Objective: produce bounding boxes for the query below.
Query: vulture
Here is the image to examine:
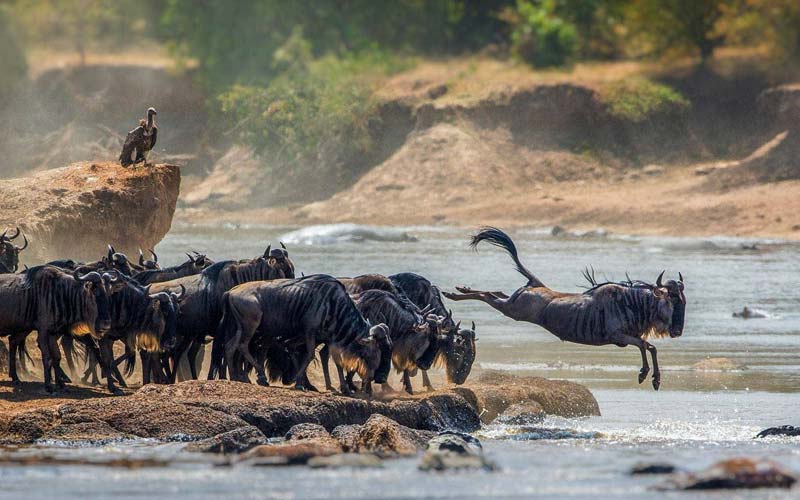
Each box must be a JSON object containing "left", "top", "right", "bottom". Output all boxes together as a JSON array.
[{"left": 119, "top": 107, "right": 158, "bottom": 167}]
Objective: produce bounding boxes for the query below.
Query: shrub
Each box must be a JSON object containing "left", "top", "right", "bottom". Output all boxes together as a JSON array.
[
  {"left": 601, "top": 78, "right": 690, "bottom": 122},
  {"left": 509, "top": 0, "right": 577, "bottom": 68}
]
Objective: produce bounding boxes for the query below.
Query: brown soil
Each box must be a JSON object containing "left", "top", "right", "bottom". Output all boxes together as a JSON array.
[{"left": 0, "top": 161, "right": 180, "bottom": 262}]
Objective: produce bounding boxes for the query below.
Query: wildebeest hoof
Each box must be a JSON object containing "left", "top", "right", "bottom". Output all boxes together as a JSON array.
[
  {"left": 652, "top": 376, "right": 661, "bottom": 391},
  {"left": 638, "top": 368, "right": 649, "bottom": 384},
  {"left": 110, "top": 387, "right": 124, "bottom": 396},
  {"left": 256, "top": 377, "right": 269, "bottom": 387},
  {"left": 11, "top": 379, "right": 22, "bottom": 388},
  {"left": 455, "top": 286, "right": 474, "bottom": 293},
  {"left": 294, "top": 384, "right": 308, "bottom": 392}
]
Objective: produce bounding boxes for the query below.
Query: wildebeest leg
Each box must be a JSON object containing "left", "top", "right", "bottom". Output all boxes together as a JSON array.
[
  {"left": 336, "top": 364, "right": 352, "bottom": 396},
  {"left": 186, "top": 341, "right": 201, "bottom": 380},
  {"left": 609, "top": 333, "right": 649, "bottom": 388},
  {"left": 646, "top": 342, "right": 660, "bottom": 390},
  {"left": 8, "top": 331, "right": 30, "bottom": 386},
  {"left": 99, "top": 338, "right": 123, "bottom": 395},
  {"left": 141, "top": 351, "right": 152, "bottom": 386},
  {"left": 443, "top": 287, "right": 519, "bottom": 318},
  {"left": 344, "top": 371, "right": 358, "bottom": 392},
  {"left": 37, "top": 330, "right": 55, "bottom": 393},
  {"left": 319, "top": 344, "right": 334, "bottom": 391},
  {"left": 293, "top": 338, "right": 317, "bottom": 391},
  {"left": 208, "top": 336, "right": 225, "bottom": 380},
  {"left": 421, "top": 370, "right": 434, "bottom": 391},
  {"left": 402, "top": 370, "right": 414, "bottom": 394},
  {"left": 48, "top": 334, "right": 69, "bottom": 390},
  {"left": 361, "top": 378, "right": 373, "bottom": 396}
]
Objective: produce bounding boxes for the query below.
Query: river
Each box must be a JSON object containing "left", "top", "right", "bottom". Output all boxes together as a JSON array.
[{"left": 2, "top": 223, "right": 799, "bottom": 499}]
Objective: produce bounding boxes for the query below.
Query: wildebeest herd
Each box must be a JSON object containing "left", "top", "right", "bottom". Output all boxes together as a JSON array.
[{"left": 0, "top": 225, "right": 686, "bottom": 396}]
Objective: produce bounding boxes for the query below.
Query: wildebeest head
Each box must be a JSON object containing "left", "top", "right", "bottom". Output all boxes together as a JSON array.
[
  {"left": 76, "top": 271, "right": 113, "bottom": 335},
  {"left": 652, "top": 271, "right": 686, "bottom": 338},
  {"left": 147, "top": 285, "right": 184, "bottom": 351},
  {"left": 138, "top": 248, "right": 160, "bottom": 270},
  {"left": 260, "top": 242, "right": 295, "bottom": 278},
  {"left": 0, "top": 227, "right": 28, "bottom": 272},
  {"left": 437, "top": 320, "right": 477, "bottom": 385},
  {"left": 106, "top": 245, "right": 134, "bottom": 275},
  {"left": 358, "top": 323, "right": 393, "bottom": 383},
  {"left": 186, "top": 251, "right": 213, "bottom": 270}
]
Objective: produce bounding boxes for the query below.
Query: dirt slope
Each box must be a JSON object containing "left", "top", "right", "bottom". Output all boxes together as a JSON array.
[{"left": 0, "top": 162, "right": 180, "bottom": 263}]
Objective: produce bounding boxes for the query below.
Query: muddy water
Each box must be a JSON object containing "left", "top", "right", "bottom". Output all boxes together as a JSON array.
[{"left": 2, "top": 223, "right": 799, "bottom": 499}]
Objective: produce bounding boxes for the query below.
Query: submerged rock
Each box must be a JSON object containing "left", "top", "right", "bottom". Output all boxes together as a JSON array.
[
  {"left": 755, "top": 426, "right": 800, "bottom": 438},
  {"left": 308, "top": 453, "right": 383, "bottom": 469},
  {"left": 285, "top": 423, "right": 330, "bottom": 441},
  {"left": 692, "top": 357, "right": 746, "bottom": 372},
  {"left": 185, "top": 426, "right": 267, "bottom": 454},
  {"left": 341, "top": 414, "right": 435, "bottom": 458},
  {"left": 419, "top": 431, "right": 496, "bottom": 472},
  {"left": 631, "top": 462, "right": 677, "bottom": 475},
  {"left": 241, "top": 437, "right": 343, "bottom": 465},
  {"left": 732, "top": 306, "right": 770, "bottom": 319},
  {"left": 659, "top": 458, "right": 797, "bottom": 490}
]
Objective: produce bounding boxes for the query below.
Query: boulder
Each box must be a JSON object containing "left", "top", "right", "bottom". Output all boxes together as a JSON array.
[
  {"left": 346, "top": 414, "right": 435, "bottom": 458},
  {"left": 185, "top": 426, "right": 267, "bottom": 454},
  {"left": 493, "top": 402, "right": 546, "bottom": 425},
  {"left": 0, "top": 380, "right": 480, "bottom": 445},
  {"left": 0, "top": 162, "right": 180, "bottom": 262},
  {"left": 419, "top": 431, "right": 496, "bottom": 471},
  {"left": 755, "top": 426, "right": 800, "bottom": 439},
  {"left": 470, "top": 371, "right": 600, "bottom": 422},
  {"left": 285, "top": 423, "right": 331, "bottom": 441},
  {"left": 659, "top": 458, "right": 797, "bottom": 490}
]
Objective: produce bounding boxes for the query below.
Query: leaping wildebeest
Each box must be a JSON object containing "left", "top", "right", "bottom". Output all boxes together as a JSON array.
[{"left": 443, "top": 227, "right": 686, "bottom": 390}]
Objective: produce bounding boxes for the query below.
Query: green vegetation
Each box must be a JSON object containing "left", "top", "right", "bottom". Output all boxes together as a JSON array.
[
  {"left": 508, "top": 0, "right": 578, "bottom": 67},
  {"left": 601, "top": 79, "right": 690, "bottom": 122}
]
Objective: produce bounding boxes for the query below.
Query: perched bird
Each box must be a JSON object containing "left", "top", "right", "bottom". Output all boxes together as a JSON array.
[{"left": 119, "top": 107, "right": 158, "bottom": 167}]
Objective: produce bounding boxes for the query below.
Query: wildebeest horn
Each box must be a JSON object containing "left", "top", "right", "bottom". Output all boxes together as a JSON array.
[
  {"left": 185, "top": 252, "right": 196, "bottom": 263},
  {"left": 263, "top": 245, "right": 271, "bottom": 259},
  {"left": 76, "top": 271, "right": 102, "bottom": 283},
  {"left": 679, "top": 272, "right": 684, "bottom": 282},
  {"left": 420, "top": 304, "right": 432, "bottom": 316},
  {"left": 102, "top": 270, "right": 121, "bottom": 283},
  {"left": 14, "top": 234, "right": 28, "bottom": 251},
  {"left": 456, "top": 320, "right": 461, "bottom": 329},
  {"left": 656, "top": 270, "right": 665, "bottom": 288},
  {"left": 7, "top": 227, "right": 20, "bottom": 240},
  {"left": 107, "top": 245, "right": 115, "bottom": 261},
  {"left": 173, "top": 284, "right": 186, "bottom": 301},
  {"left": 471, "top": 321, "right": 475, "bottom": 331},
  {"left": 150, "top": 249, "right": 158, "bottom": 263},
  {"left": 139, "top": 248, "right": 146, "bottom": 266},
  {"left": 280, "top": 241, "right": 287, "bottom": 250}
]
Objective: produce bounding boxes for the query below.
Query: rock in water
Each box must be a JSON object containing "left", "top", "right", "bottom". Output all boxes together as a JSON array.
[
  {"left": 185, "top": 426, "right": 267, "bottom": 454},
  {"left": 419, "top": 431, "right": 497, "bottom": 471},
  {"left": 285, "top": 423, "right": 331, "bottom": 441},
  {"left": 308, "top": 453, "right": 383, "bottom": 469},
  {"left": 493, "top": 402, "right": 546, "bottom": 425},
  {"left": 692, "top": 357, "right": 745, "bottom": 372},
  {"left": 756, "top": 426, "right": 800, "bottom": 438},
  {"left": 659, "top": 458, "right": 797, "bottom": 490},
  {"left": 0, "top": 162, "right": 180, "bottom": 262},
  {"left": 344, "top": 414, "right": 435, "bottom": 458},
  {"left": 631, "top": 462, "right": 677, "bottom": 475}
]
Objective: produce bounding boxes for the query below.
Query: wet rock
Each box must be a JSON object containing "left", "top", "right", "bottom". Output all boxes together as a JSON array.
[
  {"left": 659, "top": 458, "right": 797, "bottom": 490},
  {"left": 331, "top": 424, "right": 361, "bottom": 451},
  {"left": 732, "top": 306, "right": 770, "bottom": 319},
  {"left": 497, "top": 427, "right": 600, "bottom": 441},
  {"left": 185, "top": 425, "right": 267, "bottom": 454},
  {"left": 285, "top": 423, "right": 330, "bottom": 441},
  {"left": 631, "top": 462, "right": 677, "bottom": 475},
  {"left": 692, "top": 357, "right": 746, "bottom": 372},
  {"left": 755, "top": 426, "right": 800, "bottom": 438},
  {"left": 419, "top": 431, "right": 497, "bottom": 471},
  {"left": 0, "top": 162, "right": 180, "bottom": 262},
  {"left": 0, "top": 408, "right": 58, "bottom": 444},
  {"left": 241, "top": 437, "right": 343, "bottom": 465},
  {"left": 471, "top": 371, "right": 600, "bottom": 422},
  {"left": 39, "top": 421, "right": 132, "bottom": 443},
  {"left": 493, "top": 402, "right": 546, "bottom": 425},
  {"left": 348, "top": 414, "right": 435, "bottom": 457},
  {"left": 308, "top": 453, "right": 383, "bottom": 469}
]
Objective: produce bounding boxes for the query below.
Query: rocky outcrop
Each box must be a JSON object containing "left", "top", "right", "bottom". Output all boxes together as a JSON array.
[
  {"left": 0, "top": 380, "right": 479, "bottom": 445},
  {"left": 0, "top": 161, "right": 180, "bottom": 262},
  {"left": 465, "top": 371, "right": 601, "bottom": 422}
]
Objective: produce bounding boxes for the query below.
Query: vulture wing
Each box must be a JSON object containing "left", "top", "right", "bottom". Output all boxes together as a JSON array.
[
  {"left": 119, "top": 126, "right": 145, "bottom": 167},
  {"left": 147, "top": 124, "right": 157, "bottom": 151}
]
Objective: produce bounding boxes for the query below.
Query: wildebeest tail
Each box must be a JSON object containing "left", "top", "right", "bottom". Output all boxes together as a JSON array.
[
  {"left": 122, "top": 344, "right": 136, "bottom": 377},
  {"left": 60, "top": 334, "right": 85, "bottom": 376},
  {"left": 470, "top": 227, "right": 545, "bottom": 287},
  {"left": 211, "top": 293, "right": 236, "bottom": 379},
  {"left": 18, "top": 337, "right": 34, "bottom": 371}
]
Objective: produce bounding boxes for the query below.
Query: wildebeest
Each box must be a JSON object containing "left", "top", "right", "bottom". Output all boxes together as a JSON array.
[
  {"left": 0, "top": 227, "right": 28, "bottom": 273},
  {"left": 132, "top": 251, "right": 213, "bottom": 285},
  {"left": 342, "top": 289, "right": 441, "bottom": 394},
  {"left": 219, "top": 274, "right": 392, "bottom": 395},
  {"left": 150, "top": 245, "right": 295, "bottom": 382},
  {"left": 443, "top": 227, "right": 686, "bottom": 390},
  {"left": 0, "top": 266, "right": 112, "bottom": 392},
  {"left": 138, "top": 249, "right": 161, "bottom": 270},
  {"left": 389, "top": 272, "right": 477, "bottom": 388},
  {"left": 89, "top": 272, "right": 184, "bottom": 394}
]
